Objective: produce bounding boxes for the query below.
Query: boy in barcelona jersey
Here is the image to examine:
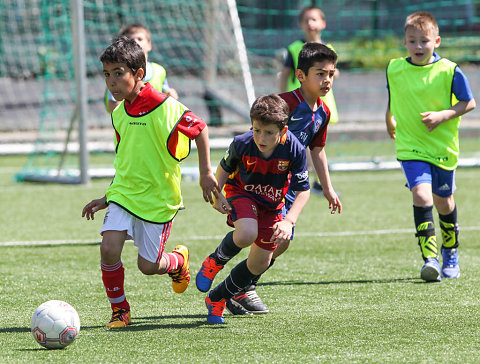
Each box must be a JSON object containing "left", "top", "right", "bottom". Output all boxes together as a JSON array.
[
  {"left": 228, "top": 43, "right": 342, "bottom": 315},
  {"left": 195, "top": 95, "right": 311, "bottom": 324}
]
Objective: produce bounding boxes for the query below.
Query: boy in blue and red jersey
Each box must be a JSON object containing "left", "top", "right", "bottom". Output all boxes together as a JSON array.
[
  {"left": 227, "top": 42, "right": 342, "bottom": 314},
  {"left": 196, "top": 94, "right": 311, "bottom": 324}
]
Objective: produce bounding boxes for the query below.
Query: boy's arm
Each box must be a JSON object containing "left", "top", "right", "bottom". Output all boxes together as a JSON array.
[
  {"left": 310, "top": 146, "right": 342, "bottom": 214},
  {"left": 194, "top": 126, "right": 219, "bottom": 204},
  {"left": 165, "top": 88, "right": 179, "bottom": 100},
  {"left": 279, "top": 66, "right": 292, "bottom": 93},
  {"left": 271, "top": 189, "right": 310, "bottom": 243},
  {"left": 82, "top": 195, "right": 107, "bottom": 220},
  {"left": 211, "top": 165, "right": 232, "bottom": 214},
  {"left": 385, "top": 106, "right": 396, "bottom": 139},
  {"left": 420, "top": 99, "right": 476, "bottom": 132}
]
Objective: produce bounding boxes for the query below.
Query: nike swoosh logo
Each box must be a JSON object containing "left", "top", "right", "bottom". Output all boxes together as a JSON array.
[
  {"left": 291, "top": 117, "right": 302, "bottom": 121},
  {"left": 260, "top": 239, "right": 272, "bottom": 244},
  {"left": 247, "top": 161, "right": 256, "bottom": 165}
]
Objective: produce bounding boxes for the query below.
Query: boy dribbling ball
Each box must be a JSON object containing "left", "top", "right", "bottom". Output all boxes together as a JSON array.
[{"left": 83, "top": 36, "right": 218, "bottom": 327}]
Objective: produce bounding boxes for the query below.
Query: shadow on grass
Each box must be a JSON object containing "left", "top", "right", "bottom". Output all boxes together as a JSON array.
[
  {"left": 0, "top": 327, "right": 30, "bottom": 333},
  {"left": 29, "top": 242, "right": 100, "bottom": 248},
  {"left": 81, "top": 314, "right": 221, "bottom": 332},
  {"left": 260, "top": 277, "right": 419, "bottom": 286},
  {"left": 2, "top": 317, "right": 223, "bottom": 338},
  {"left": 17, "top": 348, "right": 48, "bottom": 352}
]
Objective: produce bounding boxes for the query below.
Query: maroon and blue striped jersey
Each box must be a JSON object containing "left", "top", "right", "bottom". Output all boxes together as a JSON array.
[
  {"left": 279, "top": 88, "right": 330, "bottom": 204},
  {"left": 220, "top": 129, "right": 310, "bottom": 211},
  {"left": 279, "top": 88, "right": 330, "bottom": 149}
]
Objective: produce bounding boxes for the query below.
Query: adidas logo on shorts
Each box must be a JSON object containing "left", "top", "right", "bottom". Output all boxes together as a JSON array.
[{"left": 438, "top": 183, "right": 450, "bottom": 191}]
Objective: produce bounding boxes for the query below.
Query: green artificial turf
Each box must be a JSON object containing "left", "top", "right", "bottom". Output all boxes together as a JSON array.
[{"left": 1, "top": 153, "right": 480, "bottom": 363}]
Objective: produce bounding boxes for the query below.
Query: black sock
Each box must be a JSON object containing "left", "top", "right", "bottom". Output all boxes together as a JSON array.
[
  {"left": 413, "top": 205, "right": 434, "bottom": 227},
  {"left": 210, "top": 231, "right": 241, "bottom": 265},
  {"left": 439, "top": 205, "right": 459, "bottom": 249},
  {"left": 209, "top": 259, "right": 256, "bottom": 301}
]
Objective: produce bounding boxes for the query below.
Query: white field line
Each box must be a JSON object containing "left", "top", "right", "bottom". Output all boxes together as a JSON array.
[{"left": 1, "top": 226, "right": 479, "bottom": 247}]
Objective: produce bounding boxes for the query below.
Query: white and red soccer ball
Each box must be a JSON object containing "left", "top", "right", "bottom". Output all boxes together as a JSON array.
[{"left": 31, "top": 300, "right": 80, "bottom": 349}]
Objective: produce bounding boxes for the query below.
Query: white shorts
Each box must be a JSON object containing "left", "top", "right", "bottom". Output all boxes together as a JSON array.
[{"left": 101, "top": 203, "right": 174, "bottom": 264}]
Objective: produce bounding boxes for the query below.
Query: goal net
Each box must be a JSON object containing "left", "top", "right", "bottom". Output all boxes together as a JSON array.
[
  {"left": 3, "top": 0, "right": 255, "bottom": 183},
  {"left": 2, "top": 0, "right": 479, "bottom": 183}
]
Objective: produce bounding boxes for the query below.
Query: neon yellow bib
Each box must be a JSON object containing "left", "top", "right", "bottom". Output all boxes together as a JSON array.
[
  {"left": 146, "top": 62, "right": 167, "bottom": 92},
  {"left": 107, "top": 97, "right": 191, "bottom": 223},
  {"left": 286, "top": 40, "right": 338, "bottom": 124},
  {"left": 387, "top": 57, "right": 460, "bottom": 170}
]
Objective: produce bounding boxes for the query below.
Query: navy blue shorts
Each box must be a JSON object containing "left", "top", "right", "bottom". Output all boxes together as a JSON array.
[{"left": 400, "top": 160, "right": 456, "bottom": 197}]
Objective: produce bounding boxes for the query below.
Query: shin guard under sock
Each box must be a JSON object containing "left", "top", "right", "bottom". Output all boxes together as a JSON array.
[
  {"left": 211, "top": 231, "right": 242, "bottom": 265},
  {"left": 413, "top": 205, "right": 438, "bottom": 261},
  {"left": 439, "top": 206, "right": 459, "bottom": 249},
  {"left": 209, "top": 259, "right": 256, "bottom": 301},
  {"left": 101, "top": 260, "right": 129, "bottom": 310}
]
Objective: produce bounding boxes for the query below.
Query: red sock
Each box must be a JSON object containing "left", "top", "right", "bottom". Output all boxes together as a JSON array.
[
  {"left": 162, "top": 252, "right": 184, "bottom": 274},
  {"left": 101, "top": 260, "right": 130, "bottom": 310}
]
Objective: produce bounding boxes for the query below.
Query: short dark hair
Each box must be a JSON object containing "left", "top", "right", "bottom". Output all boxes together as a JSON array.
[
  {"left": 100, "top": 36, "right": 146, "bottom": 76},
  {"left": 250, "top": 95, "right": 289, "bottom": 130},
  {"left": 297, "top": 42, "right": 337, "bottom": 75}
]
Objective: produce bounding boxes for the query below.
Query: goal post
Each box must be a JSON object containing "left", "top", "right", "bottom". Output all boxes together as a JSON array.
[{"left": 10, "top": 0, "right": 255, "bottom": 184}]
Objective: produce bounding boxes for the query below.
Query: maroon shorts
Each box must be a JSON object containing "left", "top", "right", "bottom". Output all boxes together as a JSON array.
[{"left": 226, "top": 195, "right": 282, "bottom": 251}]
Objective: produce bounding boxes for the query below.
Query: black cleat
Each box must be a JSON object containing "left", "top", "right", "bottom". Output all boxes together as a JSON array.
[
  {"left": 225, "top": 298, "right": 253, "bottom": 316},
  {"left": 231, "top": 287, "right": 269, "bottom": 314}
]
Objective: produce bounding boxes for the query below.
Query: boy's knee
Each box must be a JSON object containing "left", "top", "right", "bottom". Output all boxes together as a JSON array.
[
  {"left": 412, "top": 186, "right": 433, "bottom": 206},
  {"left": 234, "top": 231, "right": 257, "bottom": 248},
  {"left": 100, "top": 241, "right": 120, "bottom": 262},
  {"left": 433, "top": 194, "right": 455, "bottom": 214},
  {"left": 100, "top": 230, "right": 125, "bottom": 262}
]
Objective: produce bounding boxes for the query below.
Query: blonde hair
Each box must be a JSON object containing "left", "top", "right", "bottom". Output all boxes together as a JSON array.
[{"left": 405, "top": 11, "right": 439, "bottom": 37}]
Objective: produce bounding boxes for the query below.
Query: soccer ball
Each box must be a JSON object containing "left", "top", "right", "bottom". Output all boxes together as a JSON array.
[{"left": 31, "top": 300, "right": 80, "bottom": 349}]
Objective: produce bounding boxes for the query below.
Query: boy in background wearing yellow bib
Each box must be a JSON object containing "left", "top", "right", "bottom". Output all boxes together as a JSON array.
[
  {"left": 83, "top": 37, "right": 218, "bottom": 327},
  {"left": 386, "top": 11, "right": 475, "bottom": 282}
]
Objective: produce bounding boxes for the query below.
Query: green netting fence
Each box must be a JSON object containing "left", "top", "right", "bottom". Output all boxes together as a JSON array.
[{"left": 0, "top": 0, "right": 479, "bottom": 182}]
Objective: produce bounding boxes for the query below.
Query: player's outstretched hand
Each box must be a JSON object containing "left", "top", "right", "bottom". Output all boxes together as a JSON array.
[
  {"left": 212, "top": 189, "right": 231, "bottom": 214},
  {"left": 271, "top": 219, "right": 293, "bottom": 244},
  {"left": 199, "top": 171, "right": 219, "bottom": 204},
  {"left": 324, "top": 189, "right": 342, "bottom": 214},
  {"left": 82, "top": 195, "right": 107, "bottom": 220}
]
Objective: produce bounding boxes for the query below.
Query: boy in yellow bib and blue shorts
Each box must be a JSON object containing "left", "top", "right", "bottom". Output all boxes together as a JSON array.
[{"left": 386, "top": 11, "right": 476, "bottom": 282}]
